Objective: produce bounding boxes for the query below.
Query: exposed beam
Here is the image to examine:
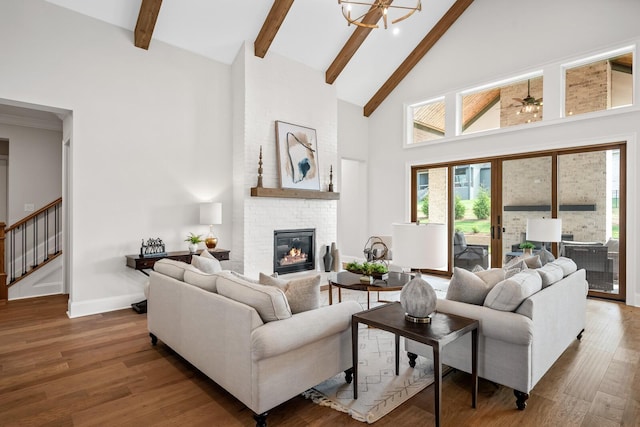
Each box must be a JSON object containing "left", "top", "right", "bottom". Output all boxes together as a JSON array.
[
  {"left": 254, "top": 0, "right": 295, "bottom": 58},
  {"left": 325, "top": 1, "right": 393, "bottom": 84},
  {"left": 134, "top": 0, "right": 163, "bottom": 50},
  {"left": 363, "top": 0, "right": 474, "bottom": 117}
]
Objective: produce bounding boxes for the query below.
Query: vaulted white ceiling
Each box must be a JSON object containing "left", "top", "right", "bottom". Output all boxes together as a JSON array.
[{"left": 43, "top": 0, "right": 461, "bottom": 108}]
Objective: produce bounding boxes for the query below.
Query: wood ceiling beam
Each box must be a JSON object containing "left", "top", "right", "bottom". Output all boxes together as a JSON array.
[
  {"left": 363, "top": 0, "right": 474, "bottom": 117},
  {"left": 325, "top": 2, "right": 393, "bottom": 85},
  {"left": 255, "top": 0, "right": 295, "bottom": 58},
  {"left": 134, "top": 0, "right": 163, "bottom": 50}
]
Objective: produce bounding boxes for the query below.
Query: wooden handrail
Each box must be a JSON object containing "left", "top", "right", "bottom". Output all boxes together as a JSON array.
[
  {"left": 0, "top": 222, "right": 6, "bottom": 301},
  {"left": 6, "top": 197, "right": 62, "bottom": 233}
]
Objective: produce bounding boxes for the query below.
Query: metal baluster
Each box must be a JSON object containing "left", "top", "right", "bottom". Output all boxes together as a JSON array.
[
  {"left": 10, "top": 228, "right": 15, "bottom": 282},
  {"left": 54, "top": 204, "right": 59, "bottom": 254},
  {"left": 33, "top": 214, "right": 38, "bottom": 268},
  {"left": 44, "top": 210, "right": 49, "bottom": 261},
  {"left": 22, "top": 224, "right": 27, "bottom": 275}
]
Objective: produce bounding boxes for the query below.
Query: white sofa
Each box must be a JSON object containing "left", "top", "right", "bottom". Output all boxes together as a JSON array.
[
  {"left": 146, "top": 261, "right": 361, "bottom": 427},
  {"left": 405, "top": 263, "right": 588, "bottom": 410}
]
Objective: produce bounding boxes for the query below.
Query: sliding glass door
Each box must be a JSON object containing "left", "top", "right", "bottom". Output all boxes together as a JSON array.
[{"left": 410, "top": 143, "right": 626, "bottom": 301}]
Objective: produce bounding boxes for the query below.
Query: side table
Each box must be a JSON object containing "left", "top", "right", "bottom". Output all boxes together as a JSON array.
[
  {"left": 352, "top": 302, "right": 478, "bottom": 427},
  {"left": 125, "top": 248, "right": 230, "bottom": 313}
]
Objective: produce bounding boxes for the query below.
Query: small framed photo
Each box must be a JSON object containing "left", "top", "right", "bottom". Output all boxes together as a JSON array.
[{"left": 275, "top": 121, "right": 320, "bottom": 190}]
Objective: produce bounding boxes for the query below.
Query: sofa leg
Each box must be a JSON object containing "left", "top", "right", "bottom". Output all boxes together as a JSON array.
[
  {"left": 514, "top": 390, "right": 529, "bottom": 410},
  {"left": 577, "top": 329, "right": 584, "bottom": 340},
  {"left": 253, "top": 412, "right": 268, "bottom": 427},
  {"left": 407, "top": 352, "right": 418, "bottom": 368},
  {"left": 149, "top": 333, "right": 158, "bottom": 346},
  {"left": 344, "top": 367, "right": 354, "bottom": 384}
]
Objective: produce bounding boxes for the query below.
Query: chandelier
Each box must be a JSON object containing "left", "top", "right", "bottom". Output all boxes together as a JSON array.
[{"left": 338, "top": 0, "right": 422, "bottom": 29}]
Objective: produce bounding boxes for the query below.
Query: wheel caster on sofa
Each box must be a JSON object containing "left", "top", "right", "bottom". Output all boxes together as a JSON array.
[
  {"left": 150, "top": 333, "right": 158, "bottom": 346},
  {"left": 514, "top": 390, "right": 529, "bottom": 410},
  {"left": 407, "top": 352, "right": 418, "bottom": 368},
  {"left": 253, "top": 412, "right": 268, "bottom": 427},
  {"left": 345, "top": 367, "right": 354, "bottom": 384}
]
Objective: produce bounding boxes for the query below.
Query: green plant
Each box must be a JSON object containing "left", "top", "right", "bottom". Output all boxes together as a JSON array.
[
  {"left": 454, "top": 195, "right": 465, "bottom": 220},
  {"left": 345, "top": 261, "right": 388, "bottom": 275},
  {"left": 420, "top": 195, "right": 429, "bottom": 218},
  {"left": 519, "top": 242, "right": 536, "bottom": 250},
  {"left": 472, "top": 188, "right": 490, "bottom": 220},
  {"left": 185, "top": 233, "right": 203, "bottom": 244},
  {"left": 472, "top": 226, "right": 480, "bottom": 234}
]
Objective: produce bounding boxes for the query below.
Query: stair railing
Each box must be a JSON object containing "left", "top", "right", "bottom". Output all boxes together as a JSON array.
[{"left": 1, "top": 198, "right": 62, "bottom": 300}]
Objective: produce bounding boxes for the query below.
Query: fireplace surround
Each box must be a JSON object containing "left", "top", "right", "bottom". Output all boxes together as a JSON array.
[{"left": 274, "top": 228, "right": 316, "bottom": 275}]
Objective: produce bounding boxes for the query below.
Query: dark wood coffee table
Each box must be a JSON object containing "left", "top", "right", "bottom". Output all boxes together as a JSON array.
[
  {"left": 327, "top": 271, "right": 411, "bottom": 309},
  {"left": 352, "top": 302, "right": 478, "bottom": 427}
]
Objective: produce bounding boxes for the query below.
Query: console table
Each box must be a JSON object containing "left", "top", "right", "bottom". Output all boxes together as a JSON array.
[{"left": 125, "top": 248, "right": 230, "bottom": 313}]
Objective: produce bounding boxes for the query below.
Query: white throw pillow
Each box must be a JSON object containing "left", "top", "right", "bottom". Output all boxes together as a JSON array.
[
  {"left": 184, "top": 269, "right": 220, "bottom": 292},
  {"left": 536, "top": 263, "right": 564, "bottom": 288},
  {"left": 191, "top": 253, "right": 222, "bottom": 274},
  {"left": 552, "top": 257, "right": 578, "bottom": 277},
  {"left": 153, "top": 258, "right": 198, "bottom": 281},
  {"left": 217, "top": 272, "right": 292, "bottom": 322},
  {"left": 259, "top": 273, "right": 321, "bottom": 314},
  {"left": 484, "top": 270, "right": 542, "bottom": 312},
  {"left": 446, "top": 267, "right": 494, "bottom": 305}
]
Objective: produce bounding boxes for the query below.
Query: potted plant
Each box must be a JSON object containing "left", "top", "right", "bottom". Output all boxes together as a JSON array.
[
  {"left": 519, "top": 241, "right": 536, "bottom": 256},
  {"left": 185, "top": 232, "right": 203, "bottom": 253}
]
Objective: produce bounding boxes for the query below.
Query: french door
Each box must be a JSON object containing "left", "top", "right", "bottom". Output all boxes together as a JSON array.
[{"left": 411, "top": 143, "right": 625, "bottom": 301}]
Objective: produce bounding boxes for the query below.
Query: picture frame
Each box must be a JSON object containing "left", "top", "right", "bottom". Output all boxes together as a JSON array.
[{"left": 275, "top": 121, "right": 321, "bottom": 190}]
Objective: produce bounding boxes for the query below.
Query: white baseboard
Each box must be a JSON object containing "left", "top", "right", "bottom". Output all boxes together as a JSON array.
[{"left": 68, "top": 292, "right": 146, "bottom": 318}]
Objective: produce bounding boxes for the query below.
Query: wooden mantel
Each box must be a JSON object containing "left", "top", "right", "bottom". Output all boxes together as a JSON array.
[{"left": 250, "top": 187, "right": 340, "bottom": 200}]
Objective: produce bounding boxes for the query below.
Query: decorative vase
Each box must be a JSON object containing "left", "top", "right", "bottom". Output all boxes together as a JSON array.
[
  {"left": 188, "top": 243, "right": 199, "bottom": 253},
  {"left": 323, "top": 245, "right": 333, "bottom": 272},
  {"left": 523, "top": 248, "right": 533, "bottom": 256},
  {"left": 400, "top": 273, "right": 437, "bottom": 323},
  {"left": 205, "top": 235, "right": 218, "bottom": 249},
  {"left": 331, "top": 242, "right": 340, "bottom": 272}
]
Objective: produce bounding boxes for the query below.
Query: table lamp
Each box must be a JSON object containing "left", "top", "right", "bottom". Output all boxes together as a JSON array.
[
  {"left": 526, "top": 218, "right": 562, "bottom": 263},
  {"left": 200, "top": 202, "right": 222, "bottom": 249},
  {"left": 392, "top": 222, "right": 447, "bottom": 323}
]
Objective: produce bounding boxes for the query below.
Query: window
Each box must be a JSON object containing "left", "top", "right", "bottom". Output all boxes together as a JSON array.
[
  {"left": 460, "top": 75, "right": 543, "bottom": 135},
  {"left": 409, "top": 98, "right": 445, "bottom": 144},
  {"left": 564, "top": 50, "right": 633, "bottom": 117}
]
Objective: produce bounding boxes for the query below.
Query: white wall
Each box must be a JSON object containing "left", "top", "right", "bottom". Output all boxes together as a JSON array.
[
  {"left": 364, "top": 0, "right": 640, "bottom": 305},
  {"left": 0, "top": 123, "right": 62, "bottom": 223},
  {"left": 0, "top": 1, "right": 233, "bottom": 316}
]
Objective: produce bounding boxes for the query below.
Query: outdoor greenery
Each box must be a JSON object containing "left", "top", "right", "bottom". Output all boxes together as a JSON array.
[
  {"left": 473, "top": 188, "right": 491, "bottom": 220},
  {"left": 421, "top": 195, "right": 429, "bottom": 218},
  {"left": 454, "top": 195, "right": 465, "bottom": 220}
]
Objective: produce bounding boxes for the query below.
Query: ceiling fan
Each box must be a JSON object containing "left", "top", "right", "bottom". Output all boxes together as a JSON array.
[{"left": 512, "top": 79, "right": 543, "bottom": 115}]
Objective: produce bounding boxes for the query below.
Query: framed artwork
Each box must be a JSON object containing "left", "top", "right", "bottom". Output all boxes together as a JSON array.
[{"left": 275, "top": 121, "right": 320, "bottom": 190}]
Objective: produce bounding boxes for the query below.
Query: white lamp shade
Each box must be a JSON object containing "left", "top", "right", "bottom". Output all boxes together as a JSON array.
[
  {"left": 526, "top": 218, "right": 562, "bottom": 242},
  {"left": 392, "top": 223, "right": 447, "bottom": 270},
  {"left": 200, "top": 202, "right": 222, "bottom": 225}
]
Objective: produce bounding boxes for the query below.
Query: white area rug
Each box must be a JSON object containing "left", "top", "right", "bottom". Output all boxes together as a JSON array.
[{"left": 303, "top": 327, "right": 434, "bottom": 423}]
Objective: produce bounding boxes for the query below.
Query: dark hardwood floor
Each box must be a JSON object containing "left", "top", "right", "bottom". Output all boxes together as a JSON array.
[{"left": 1, "top": 294, "right": 639, "bottom": 426}]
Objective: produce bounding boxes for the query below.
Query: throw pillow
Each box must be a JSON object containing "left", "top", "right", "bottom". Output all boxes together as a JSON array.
[
  {"left": 153, "top": 258, "right": 198, "bottom": 281},
  {"left": 446, "top": 267, "right": 493, "bottom": 305},
  {"left": 552, "top": 257, "right": 578, "bottom": 277},
  {"left": 504, "top": 255, "right": 541, "bottom": 270},
  {"left": 184, "top": 269, "right": 220, "bottom": 292},
  {"left": 259, "top": 273, "right": 321, "bottom": 314},
  {"left": 536, "top": 263, "right": 564, "bottom": 288},
  {"left": 471, "top": 264, "right": 485, "bottom": 273},
  {"left": 474, "top": 268, "right": 506, "bottom": 287},
  {"left": 216, "top": 272, "right": 292, "bottom": 322},
  {"left": 191, "top": 253, "right": 222, "bottom": 274},
  {"left": 484, "top": 270, "right": 542, "bottom": 312}
]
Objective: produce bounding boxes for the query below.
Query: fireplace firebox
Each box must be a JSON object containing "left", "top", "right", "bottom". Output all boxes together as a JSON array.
[{"left": 273, "top": 229, "right": 315, "bottom": 275}]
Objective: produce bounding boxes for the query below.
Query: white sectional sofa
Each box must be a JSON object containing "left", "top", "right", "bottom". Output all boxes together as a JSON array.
[
  {"left": 146, "top": 259, "right": 361, "bottom": 427},
  {"left": 405, "top": 257, "right": 588, "bottom": 410}
]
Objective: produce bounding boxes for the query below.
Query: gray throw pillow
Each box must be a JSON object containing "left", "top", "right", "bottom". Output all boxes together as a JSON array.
[
  {"left": 217, "top": 272, "right": 292, "bottom": 322},
  {"left": 259, "top": 273, "right": 321, "bottom": 314},
  {"left": 484, "top": 270, "right": 542, "bottom": 311},
  {"left": 191, "top": 254, "right": 222, "bottom": 274},
  {"left": 551, "top": 257, "right": 578, "bottom": 277},
  {"left": 446, "top": 267, "right": 493, "bottom": 305}
]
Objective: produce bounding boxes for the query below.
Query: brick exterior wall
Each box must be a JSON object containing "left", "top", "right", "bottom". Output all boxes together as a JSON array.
[
  {"left": 500, "top": 78, "right": 544, "bottom": 127},
  {"left": 565, "top": 60, "right": 610, "bottom": 116}
]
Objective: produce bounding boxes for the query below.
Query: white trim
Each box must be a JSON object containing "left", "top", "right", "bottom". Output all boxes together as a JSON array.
[
  {"left": 67, "top": 292, "right": 145, "bottom": 318},
  {"left": 0, "top": 113, "right": 62, "bottom": 132}
]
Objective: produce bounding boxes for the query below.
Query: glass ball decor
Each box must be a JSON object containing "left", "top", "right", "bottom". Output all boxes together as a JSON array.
[{"left": 400, "top": 272, "right": 437, "bottom": 323}]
